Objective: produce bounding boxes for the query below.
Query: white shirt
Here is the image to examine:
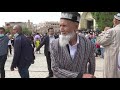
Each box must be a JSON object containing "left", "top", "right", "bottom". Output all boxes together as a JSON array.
[
  {"left": 49, "top": 35, "right": 55, "bottom": 51},
  {"left": 8, "top": 40, "right": 12, "bottom": 45},
  {"left": 68, "top": 35, "right": 79, "bottom": 60}
]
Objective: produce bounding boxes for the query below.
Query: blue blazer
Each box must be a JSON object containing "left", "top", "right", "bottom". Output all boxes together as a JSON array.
[{"left": 11, "top": 34, "right": 35, "bottom": 68}]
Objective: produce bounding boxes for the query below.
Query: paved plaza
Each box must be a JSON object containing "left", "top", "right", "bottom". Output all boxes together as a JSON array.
[{"left": 5, "top": 47, "right": 104, "bottom": 78}]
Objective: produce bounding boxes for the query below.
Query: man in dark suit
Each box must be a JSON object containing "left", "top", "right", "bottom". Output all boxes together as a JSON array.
[
  {"left": 10, "top": 25, "right": 35, "bottom": 78},
  {"left": 36, "top": 27, "right": 58, "bottom": 78}
]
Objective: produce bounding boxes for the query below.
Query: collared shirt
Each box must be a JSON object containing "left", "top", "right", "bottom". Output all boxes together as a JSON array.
[
  {"left": 8, "top": 40, "right": 12, "bottom": 45},
  {"left": 68, "top": 35, "right": 79, "bottom": 60},
  {"left": 49, "top": 35, "right": 55, "bottom": 51}
]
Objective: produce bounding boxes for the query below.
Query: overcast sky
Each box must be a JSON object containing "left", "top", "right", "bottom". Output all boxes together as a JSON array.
[{"left": 0, "top": 12, "right": 61, "bottom": 26}]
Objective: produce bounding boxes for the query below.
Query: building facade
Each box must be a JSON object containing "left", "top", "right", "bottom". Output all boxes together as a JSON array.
[
  {"left": 79, "top": 12, "right": 97, "bottom": 31},
  {"left": 36, "top": 21, "right": 60, "bottom": 34},
  {"left": 5, "top": 20, "right": 35, "bottom": 33}
]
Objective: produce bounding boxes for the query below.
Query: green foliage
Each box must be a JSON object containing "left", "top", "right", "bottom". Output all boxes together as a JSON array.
[
  {"left": 91, "top": 12, "right": 118, "bottom": 31},
  {"left": 22, "top": 27, "right": 32, "bottom": 35},
  {"left": 5, "top": 26, "right": 13, "bottom": 34},
  {"left": 5, "top": 28, "right": 11, "bottom": 34},
  {"left": 5, "top": 27, "right": 32, "bottom": 35},
  {"left": 4, "top": 26, "right": 32, "bottom": 35}
]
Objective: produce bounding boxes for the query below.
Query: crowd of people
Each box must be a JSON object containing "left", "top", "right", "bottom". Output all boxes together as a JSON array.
[
  {"left": 0, "top": 12, "right": 120, "bottom": 78},
  {"left": 77, "top": 30, "right": 105, "bottom": 58}
]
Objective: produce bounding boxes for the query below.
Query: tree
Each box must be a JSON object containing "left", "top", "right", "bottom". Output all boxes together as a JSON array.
[
  {"left": 5, "top": 28, "right": 11, "bottom": 34},
  {"left": 91, "top": 12, "right": 118, "bottom": 31},
  {"left": 5, "top": 26, "right": 32, "bottom": 35},
  {"left": 22, "top": 27, "right": 32, "bottom": 35},
  {"left": 5, "top": 26, "right": 13, "bottom": 34}
]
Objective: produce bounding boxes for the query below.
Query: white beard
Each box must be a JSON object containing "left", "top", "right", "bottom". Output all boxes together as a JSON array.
[{"left": 59, "top": 32, "right": 75, "bottom": 47}]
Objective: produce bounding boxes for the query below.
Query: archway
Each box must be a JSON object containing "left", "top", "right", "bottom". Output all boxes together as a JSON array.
[{"left": 79, "top": 12, "right": 95, "bottom": 31}]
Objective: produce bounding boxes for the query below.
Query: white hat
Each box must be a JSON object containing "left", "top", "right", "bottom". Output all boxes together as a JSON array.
[
  {"left": 60, "top": 12, "right": 80, "bottom": 23},
  {"left": 114, "top": 13, "right": 120, "bottom": 20}
]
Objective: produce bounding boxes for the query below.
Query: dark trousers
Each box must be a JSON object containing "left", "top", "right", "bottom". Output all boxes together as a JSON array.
[
  {"left": 18, "top": 63, "right": 31, "bottom": 78},
  {"left": 46, "top": 51, "right": 53, "bottom": 77},
  {"left": 0, "top": 54, "right": 7, "bottom": 78}
]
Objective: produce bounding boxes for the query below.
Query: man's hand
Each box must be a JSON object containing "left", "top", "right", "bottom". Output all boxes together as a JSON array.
[
  {"left": 31, "top": 60, "right": 34, "bottom": 64},
  {"left": 82, "top": 74, "right": 96, "bottom": 78},
  {"left": 35, "top": 48, "right": 39, "bottom": 52},
  {"left": 10, "top": 67, "right": 14, "bottom": 71},
  {"left": 10, "top": 66, "right": 16, "bottom": 71}
]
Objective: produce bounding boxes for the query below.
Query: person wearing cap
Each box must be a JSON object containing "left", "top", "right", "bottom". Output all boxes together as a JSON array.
[
  {"left": 97, "top": 13, "right": 120, "bottom": 78},
  {"left": 50, "top": 12, "right": 96, "bottom": 78}
]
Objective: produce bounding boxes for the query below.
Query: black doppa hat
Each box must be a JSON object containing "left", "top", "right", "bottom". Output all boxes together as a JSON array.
[{"left": 60, "top": 12, "right": 80, "bottom": 23}]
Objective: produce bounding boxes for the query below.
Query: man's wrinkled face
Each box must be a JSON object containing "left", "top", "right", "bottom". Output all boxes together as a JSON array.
[
  {"left": 59, "top": 19, "right": 77, "bottom": 35},
  {"left": 113, "top": 18, "right": 120, "bottom": 27},
  {"left": 59, "top": 19, "right": 78, "bottom": 47}
]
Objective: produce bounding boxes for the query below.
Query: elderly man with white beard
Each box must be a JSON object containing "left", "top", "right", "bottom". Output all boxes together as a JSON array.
[{"left": 50, "top": 12, "right": 96, "bottom": 78}]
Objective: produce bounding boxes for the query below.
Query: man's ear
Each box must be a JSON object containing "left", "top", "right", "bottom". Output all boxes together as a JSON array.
[{"left": 74, "top": 22, "right": 79, "bottom": 28}]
